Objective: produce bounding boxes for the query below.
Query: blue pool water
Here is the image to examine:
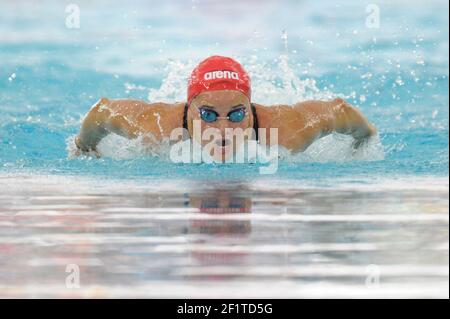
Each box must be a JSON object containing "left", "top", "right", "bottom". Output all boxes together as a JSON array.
[
  {"left": 0, "top": 0, "right": 448, "bottom": 181},
  {"left": 0, "top": 0, "right": 448, "bottom": 298}
]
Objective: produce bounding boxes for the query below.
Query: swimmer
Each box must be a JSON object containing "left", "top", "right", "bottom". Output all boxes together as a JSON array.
[{"left": 75, "top": 55, "right": 377, "bottom": 161}]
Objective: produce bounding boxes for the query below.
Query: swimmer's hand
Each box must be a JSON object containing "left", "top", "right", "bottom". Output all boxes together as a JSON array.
[
  {"left": 76, "top": 97, "right": 150, "bottom": 157},
  {"left": 351, "top": 123, "right": 377, "bottom": 151},
  {"left": 74, "top": 136, "right": 101, "bottom": 158},
  {"left": 324, "top": 97, "right": 377, "bottom": 151}
]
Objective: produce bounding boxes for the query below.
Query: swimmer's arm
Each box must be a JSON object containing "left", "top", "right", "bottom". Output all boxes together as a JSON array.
[
  {"left": 325, "top": 97, "right": 376, "bottom": 138},
  {"left": 75, "top": 98, "right": 145, "bottom": 154},
  {"left": 292, "top": 98, "right": 377, "bottom": 151}
]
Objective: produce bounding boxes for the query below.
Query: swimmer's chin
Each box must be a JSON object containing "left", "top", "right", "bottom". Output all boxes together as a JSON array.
[{"left": 210, "top": 145, "right": 233, "bottom": 163}]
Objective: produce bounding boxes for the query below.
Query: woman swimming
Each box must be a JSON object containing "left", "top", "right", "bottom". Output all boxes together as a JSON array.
[{"left": 75, "top": 55, "right": 377, "bottom": 161}]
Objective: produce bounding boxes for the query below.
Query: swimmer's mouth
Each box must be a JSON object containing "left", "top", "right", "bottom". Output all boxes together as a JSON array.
[{"left": 214, "top": 139, "right": 232, "bottom": 156}]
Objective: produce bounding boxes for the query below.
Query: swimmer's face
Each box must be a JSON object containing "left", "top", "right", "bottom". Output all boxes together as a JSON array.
[
  {"left": 188, "top": 190, "right": 252, "bottom": 235},
  {"left": 188, "top": 90, "right": 254, "bottom": 162}
]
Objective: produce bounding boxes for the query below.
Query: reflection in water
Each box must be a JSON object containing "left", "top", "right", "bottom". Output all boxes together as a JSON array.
[
  {"left": 188, "top": 187, "right": 252, "bottom": 234},
  {"left": 0, "top": 178, "right": 448, "bottom": 298},
  {"left": 186, "top": 187, "right": 252, "bottom": 275}
]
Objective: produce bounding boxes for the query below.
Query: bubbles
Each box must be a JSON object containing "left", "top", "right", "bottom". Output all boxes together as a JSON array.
[
  {"left": 147, "top": 59, "right": 195, "bottom": 103},
  {"left": 395, "top": 76, "right": 405, "bottom": 86},
  {"left": 416, "top": 58, "right": 425, "bottom": 66},
  {"left": 8, "top": 73, "right": 16, "bottom": 82},
  {"left": 66, "top": 133, "right": 173, "bottom": 161},
  {"left": 293, "top": 134, "right": 384, "bottom": 163},
  {"left": 246, "top": 55, "right": 336, "bottom": 105},
  {"left": 432, "top": 109, "right": 439, "bottom": 119}
]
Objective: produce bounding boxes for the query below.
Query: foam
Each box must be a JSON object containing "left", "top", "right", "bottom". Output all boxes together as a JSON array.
[{"left": 67, "top": 56, "right": 385, "bottom": 163}]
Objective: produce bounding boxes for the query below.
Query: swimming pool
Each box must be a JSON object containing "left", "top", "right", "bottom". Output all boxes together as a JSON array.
[{"left": 0, "top": 0, "right": 448, "bottom": 298}]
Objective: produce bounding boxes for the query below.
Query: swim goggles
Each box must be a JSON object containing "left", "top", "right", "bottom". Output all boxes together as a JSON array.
[{"left": 195, "top": 105, "right": 248, "bottom": 123}]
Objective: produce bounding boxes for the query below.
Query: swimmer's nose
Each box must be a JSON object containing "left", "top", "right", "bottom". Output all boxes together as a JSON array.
[{"left": 216, "top": 119, "right": 229, "bottom": 131}]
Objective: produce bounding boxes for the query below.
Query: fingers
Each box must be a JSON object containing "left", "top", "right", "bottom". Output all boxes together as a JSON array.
[
  {"left": 352, "top": 139, "right": 362, "bottom": 151},
  {"left": 74, "top": 142, "right": 101, "bottom": 158},
  {"left": 74, "top": 135, "right": 101, "bottom": 158}
]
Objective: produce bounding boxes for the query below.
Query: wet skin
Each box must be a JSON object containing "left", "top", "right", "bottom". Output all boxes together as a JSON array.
[{"left": 75, "top": 90, "right": 377, "bottom": 158}]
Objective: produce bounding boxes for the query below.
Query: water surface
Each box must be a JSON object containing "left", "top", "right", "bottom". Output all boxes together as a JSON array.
[{"left": 0, "top": 0, "right": 448, "bottom": 298}]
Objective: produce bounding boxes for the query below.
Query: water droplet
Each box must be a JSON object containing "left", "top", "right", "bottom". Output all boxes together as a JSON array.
[
  {"left": 395, "top": 76, "right": 404, "bottom": 86},
  {"left": 432, "top": 110, "right": 438, "bottom": 119},
  {"left": 8, "top": 73, "right": 16, "bottom": 82}
]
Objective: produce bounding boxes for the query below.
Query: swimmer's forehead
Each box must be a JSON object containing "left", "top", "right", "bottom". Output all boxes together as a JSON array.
[{"left": 192, "top": 90, "right": 250, "bottom": 109}]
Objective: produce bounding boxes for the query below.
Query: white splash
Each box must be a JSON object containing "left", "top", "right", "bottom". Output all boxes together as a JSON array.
[{"left": 69, "top": 56, "right": 384, "bottom": 162}]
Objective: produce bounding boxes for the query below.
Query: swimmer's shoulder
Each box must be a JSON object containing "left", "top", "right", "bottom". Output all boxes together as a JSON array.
[
  {"left": 252, "top": 102, "right": 297, "bottom": 128},
  {"left": 128, "top": 101, "right": 185, "bottom": 137},
  {"left": 96, "top": 98, "right": 185, "bottom": 138},
  {"left": 101, "top": 98, "right": 181, "bottom": 113},
  {"left": 140, "top": 101, "right": 185, "bottom": 125},
  {"left": 100, "top": 98, "right": 183, "bottom": 121}
]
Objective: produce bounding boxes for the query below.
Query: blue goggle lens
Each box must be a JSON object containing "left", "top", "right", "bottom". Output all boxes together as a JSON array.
[
  {"left": 228, "top": 109, "right": 246, "bottom": 122},
  {"left": 199, "top": 108, "right": 246, "bottom": 123},
  {"left": 200, "top": 109, "right": 217, "bottom": 122}
]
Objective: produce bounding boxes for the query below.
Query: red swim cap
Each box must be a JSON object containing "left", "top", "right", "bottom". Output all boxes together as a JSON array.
[{"left": 187, "top": 55, "right": 251, "bottom": 104}]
